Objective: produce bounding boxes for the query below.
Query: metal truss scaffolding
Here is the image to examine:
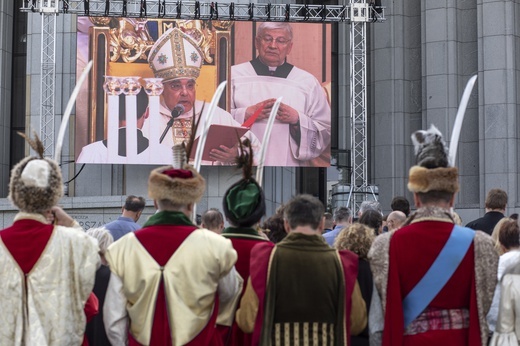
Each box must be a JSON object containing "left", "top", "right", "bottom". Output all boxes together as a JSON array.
[
  {"left": 347, "top": 2, "right": 378, "bottom": 215},
  {"left": 21, "top": 0, "right": 384, "bottom": 213},
  {"left": 22, "top": 0, "right": 384, "bottom": 22},
  {"left": 35, "top": 0, "right": 60, "bottom": 156}
]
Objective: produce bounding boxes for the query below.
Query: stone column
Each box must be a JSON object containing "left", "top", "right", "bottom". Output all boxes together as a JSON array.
[
  {"left": 421, "top": 0, "right": 479, "bottom": 207},
  {"left": 0, "top": 1, "right": 14, "bottom": 197},
  {"left": 371, "top": 0, "right": 423, "bottom": 210},
  {"left": 476, "top": 0, "right": 519, "bottom": 212}
]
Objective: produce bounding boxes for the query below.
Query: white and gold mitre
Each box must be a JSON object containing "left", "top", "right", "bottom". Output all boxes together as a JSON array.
[{"left": 148, "top": 27, "right": 203, "bottom": 83}]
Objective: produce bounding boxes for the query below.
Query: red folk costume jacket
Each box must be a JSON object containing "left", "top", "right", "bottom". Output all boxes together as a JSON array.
[
  {"left": 369, "top": 209, "right": 498, "bottom": 346},
  {"left": 218, "top": 227, "right": 270, "bottom": 346}
]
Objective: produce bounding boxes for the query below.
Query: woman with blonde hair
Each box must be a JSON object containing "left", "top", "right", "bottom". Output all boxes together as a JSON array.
[
  {"left": 334, "top": 223, "right": 375, "bottom": 260},
  {"left": 491, "top": 217, "right": 510, "bottom": 256},
  {"left": 334, "top": 223, "right": 375, "bottom": 346}
]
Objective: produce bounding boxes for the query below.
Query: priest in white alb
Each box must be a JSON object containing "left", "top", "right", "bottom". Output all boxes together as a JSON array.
[{"left": 231, "top": 22, "right": 331, "bottom": 167}]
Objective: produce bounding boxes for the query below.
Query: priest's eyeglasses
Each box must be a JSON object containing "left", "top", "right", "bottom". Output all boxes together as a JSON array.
[
  {"left": 167, "top": 81, "right": 197, "bottom": 91},
  {"left": 261, "top": 35, "right": 291, "bottom": 46}
]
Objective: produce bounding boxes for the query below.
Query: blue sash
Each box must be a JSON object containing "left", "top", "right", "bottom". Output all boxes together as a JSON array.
[{"left": 402, "top": 225, "right": 475, "bottom": 327}]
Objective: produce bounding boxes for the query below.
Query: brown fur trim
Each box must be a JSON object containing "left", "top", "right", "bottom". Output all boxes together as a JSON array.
[
  {"left": 407, "top": 166, "right": 459, "bottom": 193},
  {"left": 8, "top": 157, "right": 63, "bottom": 213},
  {"left": 148, "top": 165, "right": 205, "bottom": 204},
  {"left": 473, "top": 231, "right": 499, "bottom": 344}
]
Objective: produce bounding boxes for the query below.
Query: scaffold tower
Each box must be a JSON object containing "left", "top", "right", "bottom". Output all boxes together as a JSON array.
[
  {"left": 21, "top": 0, "right": 385, "bottom": 215},
  {"left": 348, "top": 1, "right": 379, "bottom": 215},
  {"left": 30, "top": 0, "right": 60, "bottom": 156}
]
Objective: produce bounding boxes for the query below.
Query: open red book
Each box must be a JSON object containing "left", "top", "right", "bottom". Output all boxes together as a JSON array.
[{"left": 189, "top": 124, "right": 249, "bottom": 161}]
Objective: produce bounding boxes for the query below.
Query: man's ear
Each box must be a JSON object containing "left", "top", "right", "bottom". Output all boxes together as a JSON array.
[
  {"left": 135, "top": 210, "right": 142, "bottom": 222},
  {"left": 317, "top": 216, "right": 325, "bottom": 233},
  {"left": 449, "top": 194, "right": 456, "bottom": 208},
  {"left": 285, "top": 41, "right": 294, "bottom": 55},
  {"left": 283, "top": 219, "right": 291, "bottom": 234},
  {"left": 413, "top": 193, "right": 422, "bottom": 208}
]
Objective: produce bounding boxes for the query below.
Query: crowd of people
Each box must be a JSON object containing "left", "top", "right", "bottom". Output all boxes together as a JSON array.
[{"left": 4, "top": 120, "right": 520, "bottom": 346}]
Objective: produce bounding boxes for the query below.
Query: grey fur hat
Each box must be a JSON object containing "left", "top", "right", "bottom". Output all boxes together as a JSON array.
[
  {"left": 8, "top": 133, "right": 63, "bottom": 213},
  {"left": 408, "top": 125, "right": 459, "bottom": 194}
]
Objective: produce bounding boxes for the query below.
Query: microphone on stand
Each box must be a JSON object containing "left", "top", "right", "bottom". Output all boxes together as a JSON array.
[{"left": 160, "top": 104, "right": 185, "bottom": 144}]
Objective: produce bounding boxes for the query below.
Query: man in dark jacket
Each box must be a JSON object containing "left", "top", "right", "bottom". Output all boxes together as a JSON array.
[{"left": 466, "top": 188, "right": 507, "bottom": 235}]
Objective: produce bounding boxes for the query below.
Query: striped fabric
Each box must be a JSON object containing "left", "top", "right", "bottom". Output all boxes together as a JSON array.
[
  {"left": 272, "top": 322, "right": 335, "bottom": 346},
  {"left": 404, "top": 307, "right": 470, "bottom": 336}
]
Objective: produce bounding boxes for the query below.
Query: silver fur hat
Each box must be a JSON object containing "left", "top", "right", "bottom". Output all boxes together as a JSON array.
[{"left": 408, "top": 125, "right": 459, "bottom": 194}]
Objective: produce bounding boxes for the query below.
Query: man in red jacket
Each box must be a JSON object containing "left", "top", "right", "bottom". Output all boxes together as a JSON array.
[
  {"left": 217, "top": 146, "right": 270, "bottom": 345},
  {"left": 369, "top": 125, "right": 498, "bottom": 346}
]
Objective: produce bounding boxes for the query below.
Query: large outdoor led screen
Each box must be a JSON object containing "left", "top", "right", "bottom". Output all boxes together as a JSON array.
[{"left": 75, "top": 18, "right": 332, "bottom": 166}]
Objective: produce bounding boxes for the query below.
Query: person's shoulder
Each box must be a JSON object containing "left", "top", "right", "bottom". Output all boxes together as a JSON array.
[
  {"left": 231, "top": 61, "right": 251, "bottom": 68},
  {"left": 197, "top": 99, "right": 232, "bottom": 117},
  {"left": 290, "top": 65, "right": 321, "bottom": 83},
  {"left": 322, "top": 228, "right": 338, "bottom": 240},
  {"left": 322, "top": 231, "right": 331, "bottom": 240},
  {"left": 54, "top": 225, "right": 84, "bottom": 238},
  {"left": 82, "top": 140, "right": 104, "bottom": 149},
  {"left": 368, "top": 231, "right": 392, "bottom": 259},
  {"left": 222, "top": 230, "right": 269, "bottom": 242},
  {"left": 465, "top": 217, "right": 483, "bottom": 229},
  {"left": 54, "top": 225, "right": 98, "bottom": 249},
  {"left": 337, "top": 248, "right": 358, "bottom": 261},
  {"left": 502, "top": 272, "right": 520, "bottom": 287},
  {"left": 374, "top": 230, "right": 393, "bottom": 244},
  {"left": 107, "top": 231, "right": 137, "bottom": 252},
  {"left": 103, "top": 219, "right": 120, "bottom": 231},
  {"left": 251, "top": 240, "right": 275, "bottom": 255},
  {"left": 473, "top": 229, "right": 494, "bottom": 245},
  {"left": 499, "top": 250, "right": 520, "bottom": 269},
  {"left": 209, "top": 104, "right": 238, "bottom": 124},
  {"left": 191, "top": 228, "right": 234, "bottom": 246},
  {"left": 77, "top": 141, "right": 107, "bottom": 162},
  {"left": 231, "top": 61, "right": 254, "bottom": 75}
]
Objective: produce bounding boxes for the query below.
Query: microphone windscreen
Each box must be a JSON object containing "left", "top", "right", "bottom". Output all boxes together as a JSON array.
[{"left": 173, "top": 104, "right": 185, "bottom": 115}]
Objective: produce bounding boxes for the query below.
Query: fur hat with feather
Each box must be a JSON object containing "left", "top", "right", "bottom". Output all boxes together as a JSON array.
[
  {"left": 148, "top": 107, "right": 205, "bottom": 205},
  {"left": 408, "top": 124, "right": 459, "bottom": 194},
  {"left": 9, "top": 132, "right": 63, "bottom": 213}
]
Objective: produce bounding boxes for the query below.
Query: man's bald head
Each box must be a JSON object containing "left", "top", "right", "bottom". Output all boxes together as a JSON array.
[{"left": 387, "top": 210, "right": 407, "bottom": 231}]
